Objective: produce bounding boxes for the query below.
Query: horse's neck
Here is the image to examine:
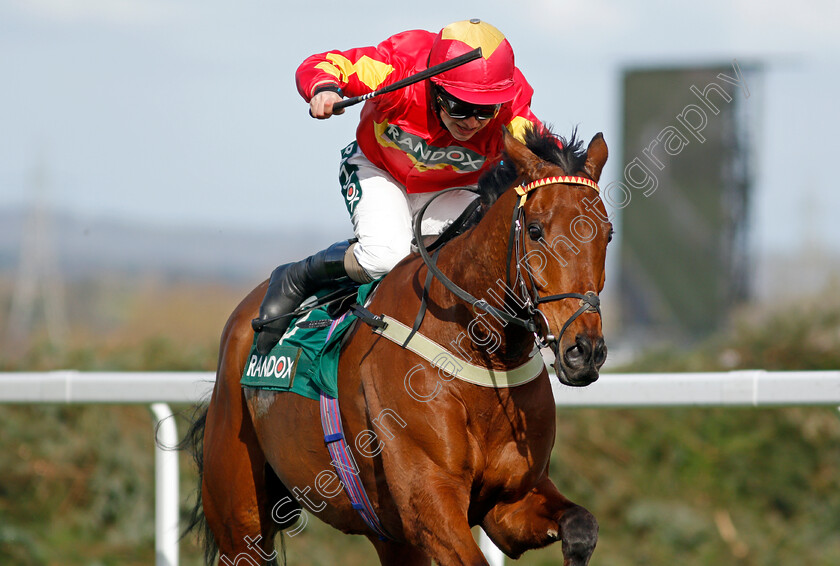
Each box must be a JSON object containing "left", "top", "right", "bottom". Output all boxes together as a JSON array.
[{"left": 431, "top": 190, "right": 535, "bottom": 369}]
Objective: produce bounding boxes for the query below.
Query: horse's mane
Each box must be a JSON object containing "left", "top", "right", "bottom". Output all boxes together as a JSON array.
[
  {"left": 436, "top": 126, "right": 586, "bottom": 241},
  {"left": 477, "top": 126, "right": 586, "bottom": 208}
]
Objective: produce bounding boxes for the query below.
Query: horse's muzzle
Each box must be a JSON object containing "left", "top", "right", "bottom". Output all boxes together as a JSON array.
[{"left": 554, "top": 334, "right": 607, "bottom": 387}]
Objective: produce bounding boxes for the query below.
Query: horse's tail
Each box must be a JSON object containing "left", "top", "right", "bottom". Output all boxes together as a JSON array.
[{"left": 176, "top": 402, "right": 219, "bottom": 566}]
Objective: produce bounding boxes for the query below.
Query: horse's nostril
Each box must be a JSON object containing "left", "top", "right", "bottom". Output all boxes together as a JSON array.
[
  {"left": 593, "top": 338, "right": 607, "bottom": 367},
  {"left": 564, "top": 336, "right": 601, "bottom": 370},
  {"left": 564, "top": 344, "right": 586, "bottom": 368},
  {"left": 558, "top": 336, "right": 602, "bottom": 386}
]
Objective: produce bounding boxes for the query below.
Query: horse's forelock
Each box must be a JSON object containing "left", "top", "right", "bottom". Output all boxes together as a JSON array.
[
  {"left": 527, "top": 125, "right": 587, "bottom": 176},
  {"left": 477, "top": 125, "right": 587, "bottom": 209}
]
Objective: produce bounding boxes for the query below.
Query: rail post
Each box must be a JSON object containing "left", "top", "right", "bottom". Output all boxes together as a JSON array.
[{"left": 150, "top": 403, "right": 179, "bottom": 566}]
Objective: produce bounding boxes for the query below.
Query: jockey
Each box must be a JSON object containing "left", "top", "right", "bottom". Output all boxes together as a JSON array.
[{"left": 252, "top": 19, "right": 548, "bottom": 354}]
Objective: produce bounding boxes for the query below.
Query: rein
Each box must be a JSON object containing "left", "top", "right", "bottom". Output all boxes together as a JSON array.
[
  {"left": 413, "top": 188, "right": 536, "bottom": 332},
  {"left": 412, "top": 175, "right": 602, "bottom": 354}
]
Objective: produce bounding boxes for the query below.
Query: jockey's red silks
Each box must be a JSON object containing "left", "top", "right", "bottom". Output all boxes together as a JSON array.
[{"left": 296, "top": 28, "right": 545, "bottom": 194}]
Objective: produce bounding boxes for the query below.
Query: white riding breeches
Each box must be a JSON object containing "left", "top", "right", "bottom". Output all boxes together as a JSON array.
[{"left": 339, "top": 142, "right": 479, "bottom": 280}]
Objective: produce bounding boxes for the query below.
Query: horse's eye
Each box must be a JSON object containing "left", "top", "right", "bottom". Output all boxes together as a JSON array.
[
  {"left": 527, "top": 223, "right": 543, "bottom": 241},
  {"left": 607, "top": 226, "right": 614, "bottom": 243}
]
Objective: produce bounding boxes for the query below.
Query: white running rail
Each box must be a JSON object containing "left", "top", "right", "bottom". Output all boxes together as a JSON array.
[{"left": 2, "top": 370, "right": 839, "bottom": 566}]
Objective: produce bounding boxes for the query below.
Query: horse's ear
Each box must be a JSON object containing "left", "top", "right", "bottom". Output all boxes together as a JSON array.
[
  {"left": 502, "top": 128, "right": 544, "bottom": 181},
  {"left": 583, "top": 132, "right": 608, "bottom": 182}
]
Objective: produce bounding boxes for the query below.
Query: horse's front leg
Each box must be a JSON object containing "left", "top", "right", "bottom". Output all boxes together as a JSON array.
[
  {"left": 369, "top": 537, "right": 431, "bottom": 566},
  {"left": 481, "top": 476, "right": 598, "bottom": 566},
  {"left": 396, "top": 479, "right": 490, "bottom": 566}
]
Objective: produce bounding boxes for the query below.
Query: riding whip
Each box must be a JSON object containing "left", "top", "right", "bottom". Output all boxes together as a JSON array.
[{"left": 329, "top": 47, "right": 483, "bottom": 112}]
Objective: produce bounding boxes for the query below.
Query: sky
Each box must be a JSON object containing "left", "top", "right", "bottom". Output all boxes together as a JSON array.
[{"left": 2, "top": 0, "right": 839, "bottom": 265}]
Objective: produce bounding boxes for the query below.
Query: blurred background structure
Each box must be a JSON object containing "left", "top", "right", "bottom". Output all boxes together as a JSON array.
[
  {"left": 5, "top": 157, "right": 69, "bottom": 351},
  {"left": 618, "top": 64, "right": 755, "bottom": 342}
]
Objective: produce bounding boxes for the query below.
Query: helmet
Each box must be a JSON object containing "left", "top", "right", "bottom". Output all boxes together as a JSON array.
[{"left": 429, "top": 19, "right": 516, "bottom": 105}]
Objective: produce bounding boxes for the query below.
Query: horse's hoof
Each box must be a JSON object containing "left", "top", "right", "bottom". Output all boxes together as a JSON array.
[{"left": 560, "top": 507, "right": 598, "bottom": 565}]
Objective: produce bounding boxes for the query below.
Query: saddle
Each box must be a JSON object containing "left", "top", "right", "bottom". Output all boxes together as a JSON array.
[
  {"left": 240, "top": 195, "right": 483, "bottom": 399},
  {"left": 240, "top": 281, "right": 382, "bottom": 400}
]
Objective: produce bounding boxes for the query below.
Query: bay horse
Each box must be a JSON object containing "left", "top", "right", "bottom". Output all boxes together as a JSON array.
[{"left": 185, "top": 127, "right": 611, "bottom": 565}]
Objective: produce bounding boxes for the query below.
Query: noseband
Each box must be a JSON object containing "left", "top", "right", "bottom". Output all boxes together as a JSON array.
[{"left": 413, "top": 175, "right": 603, "bottom": 353}]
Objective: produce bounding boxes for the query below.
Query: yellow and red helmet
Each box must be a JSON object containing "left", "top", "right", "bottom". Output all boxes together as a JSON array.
[{"left": 429, "top": 19, "right": 516, "bottom": 105}]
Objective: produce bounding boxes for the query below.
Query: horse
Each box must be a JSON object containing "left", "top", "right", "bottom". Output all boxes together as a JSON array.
[{"left": 184, "top": 126, "right": 612, "bottom": 566}]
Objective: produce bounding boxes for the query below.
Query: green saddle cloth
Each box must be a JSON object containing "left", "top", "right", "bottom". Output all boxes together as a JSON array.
[{"left": 240, "top": 280, "right": 379, "bottom": 400}]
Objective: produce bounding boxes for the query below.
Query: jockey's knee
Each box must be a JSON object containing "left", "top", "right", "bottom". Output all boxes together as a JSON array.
[{"left": 354, "top": 240, "right": 411, "bottom": 280}]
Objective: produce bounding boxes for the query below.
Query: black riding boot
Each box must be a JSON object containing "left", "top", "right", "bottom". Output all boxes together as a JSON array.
[{"left": 252, "top": 240, "right": 352, "bottom": 354}]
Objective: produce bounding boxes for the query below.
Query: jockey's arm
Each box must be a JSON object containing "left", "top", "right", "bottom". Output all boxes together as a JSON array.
[{"left": 295, "top": 31, "right": 429, "bottom": 117}]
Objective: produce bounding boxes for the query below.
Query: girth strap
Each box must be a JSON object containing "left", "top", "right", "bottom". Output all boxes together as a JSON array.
[
  {"left": 319, "top": 392, "right": 393, "bottom": 541},
  {"left": 315, "top": 314, "right": 393, "bottom": 541}
]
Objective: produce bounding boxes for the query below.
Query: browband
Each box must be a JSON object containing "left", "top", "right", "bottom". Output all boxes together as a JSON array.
[{"left": 514, "top": 175, "right": 600, "bottom": 207}]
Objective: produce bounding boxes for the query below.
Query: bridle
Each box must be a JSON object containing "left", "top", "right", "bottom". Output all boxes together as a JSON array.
[{"left": 413, "top": 175, "right": 603, "bottom": 355}]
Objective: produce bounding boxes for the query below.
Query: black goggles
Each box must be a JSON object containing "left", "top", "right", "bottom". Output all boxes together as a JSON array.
[{"left": 436, "top": 89, "right": 500, "bottom": 121}]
